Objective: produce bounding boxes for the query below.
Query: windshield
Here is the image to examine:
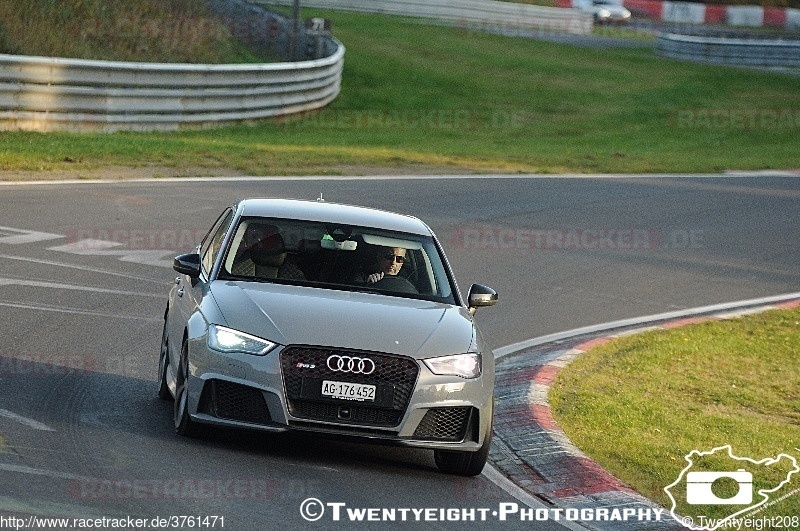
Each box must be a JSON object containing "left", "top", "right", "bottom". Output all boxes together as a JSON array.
[{"left": 217, "top": 217, "right": 457, "bottom": 304}]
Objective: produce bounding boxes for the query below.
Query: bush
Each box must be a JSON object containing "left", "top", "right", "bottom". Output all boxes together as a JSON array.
[{"left": 0, "top": 0, "right": 264, "bottom": 63}]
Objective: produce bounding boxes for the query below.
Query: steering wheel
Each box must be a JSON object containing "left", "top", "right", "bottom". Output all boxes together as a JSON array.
[{"left": 373, "top": 275, "right": 419, "bottom": 294}]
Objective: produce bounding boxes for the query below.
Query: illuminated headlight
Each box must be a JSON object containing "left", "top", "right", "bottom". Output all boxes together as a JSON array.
[
  {"left": 598, "top": 9, "right": 611, "bottom": 18},
  {"left": 207, "top": 325, "right": 276, "bottom": 356},
  {"left": 424, "top": 353, "right": 481, "bottom": 379}
]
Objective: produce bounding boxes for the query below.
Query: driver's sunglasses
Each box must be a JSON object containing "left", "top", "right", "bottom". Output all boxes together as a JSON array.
[{"left": 383, "top": 253, "right": 406, "bottom": 264}]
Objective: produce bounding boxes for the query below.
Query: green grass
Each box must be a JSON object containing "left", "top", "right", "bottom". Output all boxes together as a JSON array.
[
  {"left": 0, "top": 9, "right": 799, "bottom": 177},
  {"left": 550, "top": 307, "right": 800, "bottom": 523}
]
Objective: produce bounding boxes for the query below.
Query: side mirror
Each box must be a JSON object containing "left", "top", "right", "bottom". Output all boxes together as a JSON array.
[
  {"left": 173, "top": 253, "right": 201, "bottom": 278},
  {"left": 468, "top": 284, "right": 498, "bottom": 315}
]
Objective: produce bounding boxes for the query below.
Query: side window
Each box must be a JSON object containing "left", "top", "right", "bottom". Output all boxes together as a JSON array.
[{"left": 200, "top": 209, "right": 234, "bottom": 277}]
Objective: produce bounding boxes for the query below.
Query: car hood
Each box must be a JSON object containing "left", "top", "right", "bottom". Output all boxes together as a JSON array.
[{"left": 210, "top": 281, "right": 476, "bottom": 359}]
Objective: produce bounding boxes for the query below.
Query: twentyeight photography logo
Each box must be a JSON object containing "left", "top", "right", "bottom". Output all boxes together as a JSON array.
[{"left": 664, "top": 445, "right": 800, "bottom": 530}]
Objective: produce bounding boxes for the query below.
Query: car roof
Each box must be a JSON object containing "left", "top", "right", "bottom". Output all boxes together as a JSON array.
[{"left": 235, "top": 198, "right": 433, "bottom": 236}]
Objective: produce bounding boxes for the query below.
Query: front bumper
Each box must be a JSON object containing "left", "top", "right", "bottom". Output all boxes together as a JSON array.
[{"left": 184, "top": 339, "right": 494, "bottom": 451}]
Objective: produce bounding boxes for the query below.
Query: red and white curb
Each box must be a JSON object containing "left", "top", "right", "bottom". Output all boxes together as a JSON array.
[
  {"left": 557, "top": 0, "right": 800, "bottom": 29},
  {"left": 486, "top": 293, "right": 800, "bottom": 530}
]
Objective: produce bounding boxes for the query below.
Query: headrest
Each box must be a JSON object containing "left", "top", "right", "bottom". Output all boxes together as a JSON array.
[{"left": 244, "top": 224, "right": 286, "bottom": 267}]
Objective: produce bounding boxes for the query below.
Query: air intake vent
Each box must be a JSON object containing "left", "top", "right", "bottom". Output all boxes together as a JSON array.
[
  {"left": 413, "top": 407, "right": 472, "bottom": 441},
  {"left": 205, "top": 379, "right": 271, "bottom": 425}
]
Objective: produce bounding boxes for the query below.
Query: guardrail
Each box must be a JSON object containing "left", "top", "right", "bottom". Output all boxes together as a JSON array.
[
  {"left": 657, "top": 32, "right": 800, "bottom": 67},
  {"left": 0, "top": 0, "right": 344, "bottom": 132},
  {"left": 262, "top": 0, "right": 593, "bottom": 35}
]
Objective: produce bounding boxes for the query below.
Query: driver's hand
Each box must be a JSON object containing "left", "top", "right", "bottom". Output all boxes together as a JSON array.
[{"left": 366, "top": 272, "right": 384, "bottom": 284}]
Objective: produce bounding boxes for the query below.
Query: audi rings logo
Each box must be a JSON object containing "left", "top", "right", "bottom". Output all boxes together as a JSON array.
[{"left": 326, "top": 355, "right": 376, "bottom": 375}]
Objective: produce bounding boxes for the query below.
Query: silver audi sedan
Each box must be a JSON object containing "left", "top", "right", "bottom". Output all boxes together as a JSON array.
[{"left": 158, "top": 198, "right": 498, "bottom": 476}]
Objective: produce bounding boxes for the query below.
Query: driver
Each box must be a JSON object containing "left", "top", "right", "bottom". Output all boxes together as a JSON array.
[{"left": 355, "top": 246, "right": 407, "bottom": 285}]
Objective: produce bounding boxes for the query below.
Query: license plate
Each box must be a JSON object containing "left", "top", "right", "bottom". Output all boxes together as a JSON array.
[{"left": 321, "top": 380, "right": 376, "bottom": 402}]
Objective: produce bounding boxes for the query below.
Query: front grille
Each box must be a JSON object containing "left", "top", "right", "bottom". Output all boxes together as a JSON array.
[
  {"left": 202, "top": 379, "right": 272, "bottom": 425},
  {"left": 281, "top": 346, "right": 419, "bottom": 427},
  {"left": 413, "top": 407, "right": 472, "bottom": 441}
]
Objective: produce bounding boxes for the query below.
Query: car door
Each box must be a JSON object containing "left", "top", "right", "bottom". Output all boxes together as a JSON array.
[{"left": 170, "top": 208, "right": 234, "bottom": 364}]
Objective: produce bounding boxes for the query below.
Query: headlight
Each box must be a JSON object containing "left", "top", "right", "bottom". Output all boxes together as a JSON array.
[
  {"left": 207, "top": 325, "right": 276, "bottom": 356},
  {"left": 423, "top": 353, "right": 481, "bottom": 379},
  {"left": 598, "top": 8, "right": 611, "bottom": 18}
]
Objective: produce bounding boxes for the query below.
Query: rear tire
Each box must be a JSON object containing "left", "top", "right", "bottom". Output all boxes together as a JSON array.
[{"left": 174, "top": 339, "right": 203, "bottom": 438}]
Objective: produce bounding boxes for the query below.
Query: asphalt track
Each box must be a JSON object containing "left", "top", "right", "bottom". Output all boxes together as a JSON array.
[{"left": 0, "top": 174, "right": 798, "bottom": 530}]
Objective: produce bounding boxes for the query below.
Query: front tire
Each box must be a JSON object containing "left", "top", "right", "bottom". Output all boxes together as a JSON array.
[
  {"left": 174, "top": 339, "right": 202, "bottom": 438},
  {"left": 434, "top": 413, "right": 493, "bottom": 476},
  {"left": 157, "top": 320, "right": 172, "bottom": 400}
]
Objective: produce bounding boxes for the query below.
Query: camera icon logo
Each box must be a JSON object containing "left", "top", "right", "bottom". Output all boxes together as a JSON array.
[{"left": 686, "top": 469, "right": 753, "bottom": 505}]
